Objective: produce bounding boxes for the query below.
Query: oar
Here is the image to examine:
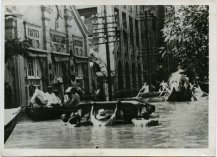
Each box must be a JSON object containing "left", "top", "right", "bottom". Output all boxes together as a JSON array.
[{"left": 136, "top": 88, "right": 144, "bottom": 98}]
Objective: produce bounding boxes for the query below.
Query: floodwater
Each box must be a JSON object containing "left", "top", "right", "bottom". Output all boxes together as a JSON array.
[{"left": 5, "top": 98, "right": 208, "bottom": 148}]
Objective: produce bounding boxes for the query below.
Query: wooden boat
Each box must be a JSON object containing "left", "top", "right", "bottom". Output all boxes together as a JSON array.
[
  {"left": 165, "top": 87, "right": 192, "bottom": 102},
  {"left": 26, "top": 100, "right": 147, "bottom": 122},
  {"left": 165, "top": 69, "right": 193, "bottom": 102},
  {"left": 61, "top": 100, "right": 146, "bottom": 123},
  {"left": 25, "top": 106, "right": 62, "bottom": 121},
  {"left": 139, "top": 91, "right": 165, "bottom": 98},
  {"left": 4, "top": 107, "right": 22, "bottom": 142}
]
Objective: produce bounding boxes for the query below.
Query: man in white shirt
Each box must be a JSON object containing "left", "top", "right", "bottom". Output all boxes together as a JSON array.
[
  {"left": 30, "top": 85, "right": 48, "bottom": 106},
  {"left": 44, "top": 86, "right": 59, "bottom": 107}
]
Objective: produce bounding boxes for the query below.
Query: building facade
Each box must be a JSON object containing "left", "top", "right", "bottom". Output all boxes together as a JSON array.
[
  {"left": 77, "top": 5, "right": 172, "bottom": 98},
  {"left": 5, "top": 5, "right": 91, "bottom": 108}
]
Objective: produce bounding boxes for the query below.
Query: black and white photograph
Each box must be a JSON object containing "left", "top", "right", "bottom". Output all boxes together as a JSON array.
[{"left": 2, "top": 1, "right": 215, "bottom": 156}]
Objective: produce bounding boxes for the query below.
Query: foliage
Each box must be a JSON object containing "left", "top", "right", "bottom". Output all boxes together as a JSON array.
[
  {"left": 5, "top": 38, "right": 31, "bottom": 63},
  {"left": 161, "top": 5, "right": 209, "bottom": 82},
  {"left": 5, "top": 38, "right": 31, "bottom": 79}
]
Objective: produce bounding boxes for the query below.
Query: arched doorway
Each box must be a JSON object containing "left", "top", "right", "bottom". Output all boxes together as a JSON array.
[
  {"left": 132, "top": 63, "right": 136, "bottom": 88},
  {"left": 118, "top": 61, "right": 123, "bottom": 89},
  {"left": 125, "top": 62, "right": 130, "bottom": 89},
  {"left": 138, "top": 64, "right": 142, "bottom": 87}
]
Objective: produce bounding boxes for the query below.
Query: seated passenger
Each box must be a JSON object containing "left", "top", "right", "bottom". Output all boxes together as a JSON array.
[
  {"left": 137, "top": 82, "right": 149, "bottom": 97},
  {"left": 62, "top": 87, "right": 81, "bottom": 125},
  {"left": 44, "top": 86, "right": 60, "bottom": 107},
  {"left": 71, "top": 87, "right": 80, "bottom": 107},
  {"left": 29, "top": 85, "right": 48, "bottom": 107}
]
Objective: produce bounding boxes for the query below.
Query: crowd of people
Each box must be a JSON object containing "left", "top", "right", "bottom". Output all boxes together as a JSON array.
[
  {"left": 29, "top": 77, "right": 83, "bottom": 126},
  {"left": 28, "top": 79, "right": 115, "bottom": 127}
]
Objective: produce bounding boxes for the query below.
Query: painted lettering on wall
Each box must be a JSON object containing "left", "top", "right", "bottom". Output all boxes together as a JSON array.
[{"left": 28, "top": 28, "right": 39, "bottom": 38}]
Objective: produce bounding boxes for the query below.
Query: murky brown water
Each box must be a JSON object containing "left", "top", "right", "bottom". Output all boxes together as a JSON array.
[{"left": 5, "top": 98, "right": 208, "bottom": 148}]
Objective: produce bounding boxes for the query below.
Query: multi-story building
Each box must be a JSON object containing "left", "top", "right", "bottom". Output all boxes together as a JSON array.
[
  {"left": 77, "top": 5, "right": 172, "bottom": 98},
  {"left": 5, "top": 5, "right": 91, "bottom": 108}
]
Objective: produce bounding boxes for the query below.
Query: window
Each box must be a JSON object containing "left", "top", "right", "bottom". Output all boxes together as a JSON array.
[
  {"left": 114, "top": 8, "right": 119, "bottom": 26},
  {"left": 54, "top": 63, "right": 63, "bottom": 77},
  {"left": 27, "top": 58, "right": 34, "bottom": 76},
  {"left": 122, "top": 12, "right": 127, "bottom": 29},
  {"left": 80, "top": 49, "right": 83, "bottom": 56},
  {"left": 27, "top": 57, "right": 41, "bottom": 78}
]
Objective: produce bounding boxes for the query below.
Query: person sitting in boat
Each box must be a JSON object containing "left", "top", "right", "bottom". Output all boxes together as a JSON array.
[
  {"left": 62, "top": 87, "right": 81, "bottom": 125},
  {"left": 159, "top": 80, "right": 168, "bottom": 92},
  {"left": 137, "top": 82, "right": 149, "bottom": 97},
  {"left": 29, "top": 85, "right": 48, "bottom": 107},
  {"left": 44, "top": 86, "right": 61, "bottom": 108},
  {"left": 53, "top": 89, "right": 62, "bottom": 105},
  {"left": 90, "top": 104, "right": 118, "bottom": 126}
]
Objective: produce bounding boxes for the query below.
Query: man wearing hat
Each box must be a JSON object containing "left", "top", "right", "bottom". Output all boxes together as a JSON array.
[
  {"left": 62, "top": 87, "right": 81, "bottom": 126},
  {"left": 90, "top": 104, "right": 118, "bottom": 126},
  {"left": 44, "top": 86, "right": 59, "bottom": 107}
]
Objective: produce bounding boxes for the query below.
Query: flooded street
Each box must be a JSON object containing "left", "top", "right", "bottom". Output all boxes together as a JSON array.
[{"left": 5, "top": 98, "right": 208, "bottom": 148}]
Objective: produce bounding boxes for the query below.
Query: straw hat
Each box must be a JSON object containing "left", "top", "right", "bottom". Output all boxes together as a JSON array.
[{"left": 96, "top": 109, "right": 109, "bottom": 120}]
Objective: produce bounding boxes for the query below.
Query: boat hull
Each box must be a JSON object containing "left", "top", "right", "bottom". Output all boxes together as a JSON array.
[
  {"left": 63, "top": 101, "right": 145, "bottom": 122},
  {"left": 26, "top": 106, "right": 61, "bottom": 121},
  {"left": 165, "top": 88, "right": 192, "bottom": 102},
  {"left": 26, "top": 101, "right": 147, "bottom": 123}
]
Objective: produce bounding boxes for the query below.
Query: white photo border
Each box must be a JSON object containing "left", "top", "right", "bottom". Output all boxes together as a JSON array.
[{"left": 1, "top": 0, "right": 216, "bottom": 156}]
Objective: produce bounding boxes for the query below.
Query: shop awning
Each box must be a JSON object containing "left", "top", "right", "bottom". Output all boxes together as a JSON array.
[
  {"left": 73, "top": 55, "right": 88, "bottom": 64},
  {"left": 53, "top": 56, "right": 70, "bottom": 62},
  {"left": 28, "top": 48, "right": 48, "bottom": 57},
  {"left": 52, "top": 51, "right": 70, "bottom": 62}
]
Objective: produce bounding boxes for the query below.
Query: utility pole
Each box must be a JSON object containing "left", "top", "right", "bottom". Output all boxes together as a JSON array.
[
  {"left": 92, "top": 6, "right": 120, "bottom": 100},
  {"left": 103, "top": 6, "right": 112, "bottom": 101}
]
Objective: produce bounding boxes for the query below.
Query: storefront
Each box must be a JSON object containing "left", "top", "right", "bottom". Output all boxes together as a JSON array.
[{"left": 23, "top": 21, "right": 48, "bottom": 105}]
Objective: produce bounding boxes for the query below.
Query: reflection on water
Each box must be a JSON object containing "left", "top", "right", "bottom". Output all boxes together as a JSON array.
[{"left": 5, "top": 98, "right": 208, "bottom": 148}]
